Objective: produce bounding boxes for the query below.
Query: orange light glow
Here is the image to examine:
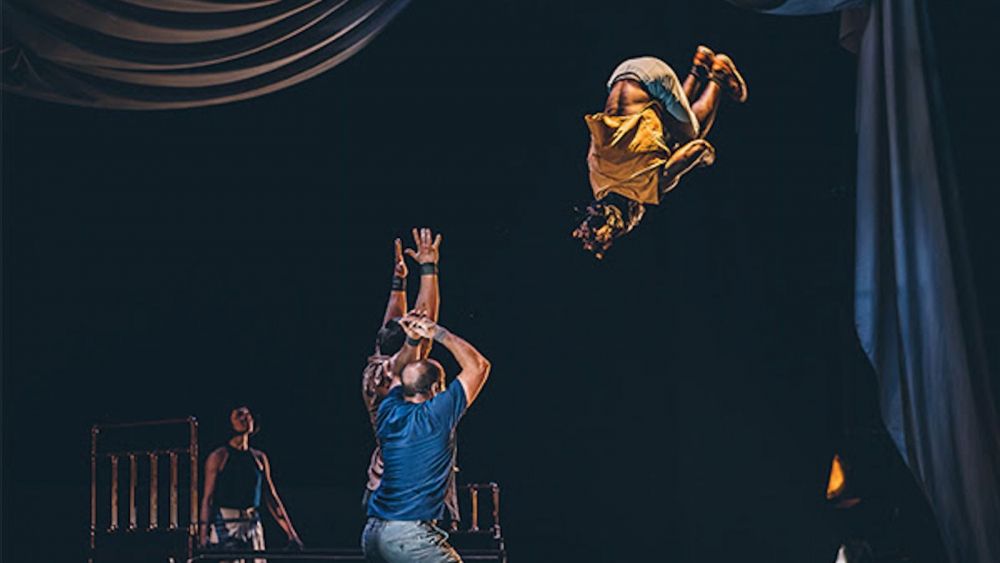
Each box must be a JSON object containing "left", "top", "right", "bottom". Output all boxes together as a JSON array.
[{"left": 826, "top": 454, "right": 846, "bottom": 499}]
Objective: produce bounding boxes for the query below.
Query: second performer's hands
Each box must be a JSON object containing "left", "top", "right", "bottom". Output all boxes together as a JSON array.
[
  {"left": 398, "top": 311, "right": 423, "bottom": 341},
  {"left": 400, "top": 310, "right": 439, "bottom": 340}
]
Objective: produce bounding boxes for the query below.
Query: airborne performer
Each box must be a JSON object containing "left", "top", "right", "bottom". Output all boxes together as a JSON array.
[{"left": 573, "top": 46, "right": 747, "bottom": 258}]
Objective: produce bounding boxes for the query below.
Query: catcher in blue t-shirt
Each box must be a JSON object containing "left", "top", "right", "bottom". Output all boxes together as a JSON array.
[{"left": 361, "top": 311, "right": 492, "bottom": 563}]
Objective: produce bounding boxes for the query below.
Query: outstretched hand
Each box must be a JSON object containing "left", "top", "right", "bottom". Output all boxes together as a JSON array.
[
  {"left": 392, "top": 238, "right": 408, "bottom": 278},
  {"left": 403, "top": 228, "right": 442, "bottom": 265}
]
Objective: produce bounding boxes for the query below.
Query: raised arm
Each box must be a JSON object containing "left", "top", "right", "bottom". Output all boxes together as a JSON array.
[
  {"left": 380, "top": 238, "right": 408, "bottom": 328},
  {"left": 403, "top": 228, "right": 442, "bottom": 359},
  {"left": 387, "top": 336, "right": 422, "bottom": 388},
  {"left": 436, "top": 326, "right": 491, "bottom": 405},
  {"left": 402, "top": 315, "right": 491, "bottom": 406},
  {"left": 258, "top": 452, "right": 304, "bottom": 549}
]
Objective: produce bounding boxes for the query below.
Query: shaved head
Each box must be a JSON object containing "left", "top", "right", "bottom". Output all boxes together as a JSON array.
[{"left": 400, "top": 359, "right": 443, "bottom": 398}]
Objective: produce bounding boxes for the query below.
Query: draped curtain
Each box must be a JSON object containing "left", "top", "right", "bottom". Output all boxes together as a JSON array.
[
  {"left": 729, "top": 1, "right": 1000, "bottom": 562},
  {"left": 1, "top": 0, "right": 410, "bottom": 109},
  {"left": 5, "top": 0, "right": 1000, "bottom": 560}
]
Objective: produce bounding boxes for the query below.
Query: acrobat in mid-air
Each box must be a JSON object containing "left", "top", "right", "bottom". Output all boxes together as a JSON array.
[{"left": 573, "top": 46, "right": 747, "bottom": 258}]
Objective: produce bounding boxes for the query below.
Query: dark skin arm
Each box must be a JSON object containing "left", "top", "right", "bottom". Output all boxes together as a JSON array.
[
  {"left": 258, "top": 451, "right": 303, "bottom": 548},
  {"left": 403, "top": 228, "right": 442, "bottom": 359},
  {"left": 381, "top": 238, "right": 408, "bottom": 328},
  {"left": 387, "top": 336, "right": 422, "bottom": 387},
  {"left": 387, "top": 307, "right": 434, "bottom": 390},
  {"left": 198, "top": 448, "right": 225, "bottom": 547},
  {"left": 366, "top": 239, "right": 412, "bottom": 405}
]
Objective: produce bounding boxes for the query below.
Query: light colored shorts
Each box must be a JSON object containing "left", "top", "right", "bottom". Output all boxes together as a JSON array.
[
  {"left": 208, "top": 507, "right": 265, "bottom": 563},
  {"left": 608, "top": 56, "right": 699, "bottom": 137}
]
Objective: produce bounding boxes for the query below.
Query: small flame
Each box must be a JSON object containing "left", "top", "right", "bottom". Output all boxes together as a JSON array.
[{"left": 826, "top": 454, "right": 845, "bottom": 499}]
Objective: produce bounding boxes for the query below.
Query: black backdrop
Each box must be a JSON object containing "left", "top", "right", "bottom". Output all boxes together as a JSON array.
[{"left": 3, "top": 2, "right": 997, "bottom": 562}]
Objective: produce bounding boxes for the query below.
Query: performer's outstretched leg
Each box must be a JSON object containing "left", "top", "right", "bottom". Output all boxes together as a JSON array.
[
  {"left": 711, "top": 53, "right": 748, "bottom": 104},
  {"left": 691, "top": 53, "right": 746, "bottom": 139},
  {"left": 692, "top": 81, "right": 723, "bottom": 139}
]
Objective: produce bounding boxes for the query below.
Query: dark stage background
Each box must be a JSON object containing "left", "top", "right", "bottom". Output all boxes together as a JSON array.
[{"left": 3, "top": 2, "right": 998, "bottom": 562}]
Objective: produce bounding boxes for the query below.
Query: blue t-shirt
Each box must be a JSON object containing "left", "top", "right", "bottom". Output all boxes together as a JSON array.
[{"left": 367, "top": 379, "right": 467, "bottom": 521}]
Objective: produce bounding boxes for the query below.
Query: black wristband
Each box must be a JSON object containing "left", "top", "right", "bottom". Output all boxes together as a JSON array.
[
  {"left": 391, "top": 276, "right": 406, "bottom": 292},
  {"left": 406, "top": 336, "right": 422, "bottom": 347},
  {"left": 419, "top": 262, "right": 438, "bottom": 276}
]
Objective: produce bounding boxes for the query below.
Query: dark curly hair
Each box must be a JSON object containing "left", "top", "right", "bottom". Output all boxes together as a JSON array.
[{"left": 375, "top": 317, "right": 406, "bottom": 356}]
